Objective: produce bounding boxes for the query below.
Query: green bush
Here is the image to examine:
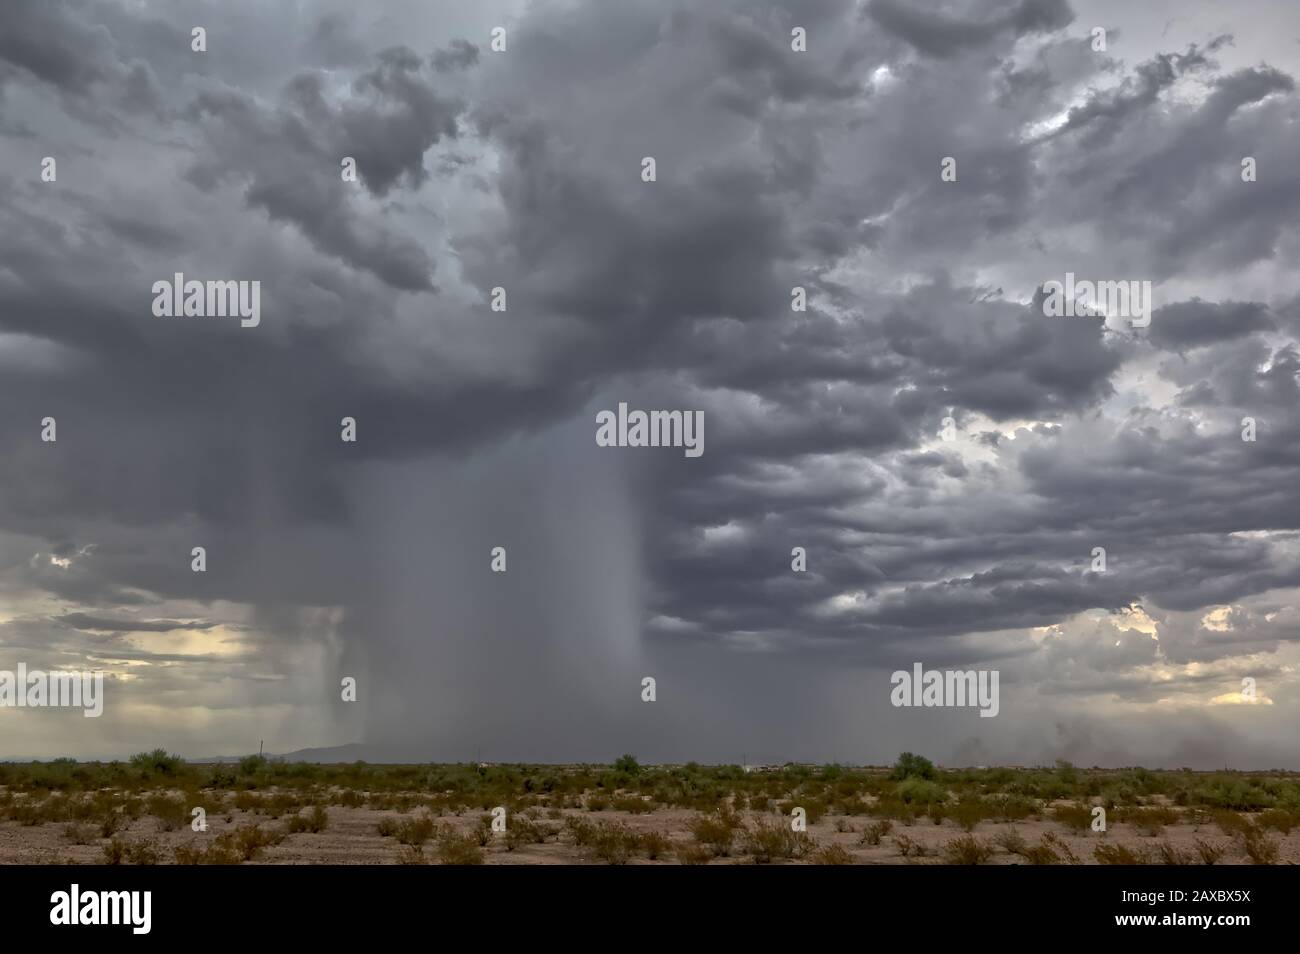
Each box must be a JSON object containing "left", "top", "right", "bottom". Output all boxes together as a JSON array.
[
  {"left": 895, "top": 779, "right": 948, "bottom": 805},
  {"left": 129, "top": 749, "right": 187, "bottom": 779},
  {"left": 889, "top": 753, "right": 936, "bottom": 781}
]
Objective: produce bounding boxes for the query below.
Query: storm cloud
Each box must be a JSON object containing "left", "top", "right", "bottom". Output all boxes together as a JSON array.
[{"left": 0, "top": 0, "right": 1297, "bottom": 768}]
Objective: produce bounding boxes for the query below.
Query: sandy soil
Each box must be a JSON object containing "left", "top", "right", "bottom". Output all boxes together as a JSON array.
[{"left": 2, "top": 800, "right": 1297, "bottom": 864}]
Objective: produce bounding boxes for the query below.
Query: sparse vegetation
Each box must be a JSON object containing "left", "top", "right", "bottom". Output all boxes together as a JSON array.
[
  {"left": 1194, "top": 838, "right": 1227, "bottom": 865},
  {"left": 813, "top": 844, "right": 853, "bottom": 865},
  {"left": 1095, "top": 843, "right": 1150, "bottom": 865},
  {"left": 285, "top": 804, "right": 329, "bottom": 834},
  {"left": 1, "top": 753, "right": 1296, "bottom": 865},
  {"left": 742, "top": 819, "right": 815, "bottom": 863},
  {"left": 893, "top": 834, "right": 926, "bottom": 858},
  {"left": 1242, "top": 825, "right": 1280, "bottom": 865},
  {"left": 942, "top": 835, "right": 994, "bottom": 865},
  {"left": 860, "top": 819, "right": 893, "bottom": 846},
  {"left": 436, "top": 827, "right": 485, "bottom": 865}
]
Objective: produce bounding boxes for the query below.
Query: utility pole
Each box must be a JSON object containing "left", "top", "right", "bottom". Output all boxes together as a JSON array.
[{"left": 259, "top": 740, "right": 263, "bottom": 758}]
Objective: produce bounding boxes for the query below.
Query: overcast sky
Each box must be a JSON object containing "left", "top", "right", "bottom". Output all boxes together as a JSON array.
[{"left": 2, "top": 0, "right": 1298, "bottom": 768}]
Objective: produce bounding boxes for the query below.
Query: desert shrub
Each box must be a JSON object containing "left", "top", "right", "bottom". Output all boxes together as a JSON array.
[
  {"left": 1042, "top": 832, "right": 1080, "bottom": 864},
  {"left": 860, "top": 820, "right": 893, "bottom": 846},
  {"left": 130, "top": 749, "right": 187, "bottom": 779},
  {"left": 813, "top": 844, "right": 853, "bottom": 865},
  {"left": 1094, "top": 843, "right": 1150, "bottom": 865},
  {"left": 889, "top": 753, "right": 936, "bottom": 781},
  {"left": 993, "top": 830, "right": 1026, "bottom": 855},
  {"left": 98, "top": 810, "right": 127, "bottom": 838},
  {"left": 1195, "top": 779, "right": 1275, "bottom": 812},
  {"left": 948, "top": 798, "right": 996, "bottom": 831},
  {"left": 895, "top": 779, "right": 948, "bottom": 806},
  {"left": 893, "top": 834, "right": 926, "bottom": 857},
  {"left": 1051, "top": 802, "right": 1094, "bottom": 830},
  {"left": 1118, "top": 805, "right": 1178, "bottom": 836},
  {"left": 218, "top": 823, "right": 283, "bottom": 861},
  {"left": 173, "top": 842, "right": 206, "bottom": 865},
  {"left": 27, "top": 796, "right": 69, "bottom": 824},
  {"left": 989, "top": 795, "right": 1040, "bottom": 821},
  {"left": 589, "top": 822, "right": 638, "bottom": 865},
  {"left": 1021, "top": 840, "right": 1060, "bottom": 865},
  {"left": 436, "top": 828, "right": 485, "bottom": 865},
  {"left": 146, "top": 794, "right": 188, "bottom": 831},
  {"left": 639, "top": 831, "right": 672, "bottom": 860},
  {"left": 233, "top": 792, "right": 260, "bottom": 813},
  {"left": 376, "top": 817, "right": 400, "bottom": 838},
  {"left": 63, "top": 823, "right": 95, "bottom": 845},
  {"left": 833, "top": 817, "right": 854, "bottom": 833},
  {"left": 332, "top": 789, "right": 365, "bottom": 809},
  {"left": 505, "top": 815, "right": 553, "bottom": 850},
  {"left": 395, "top": 814, "right": 437, "bottom": 847},
  {"left": 396, "top": 846, "right": 427, "bottom": 865},
  {"left": 1212, "top": 810, "right": 1252, "bottom": 836},
  {"left": 285, "top": 804, "right": 328, "bottom": 834},
  {"left": 613, "top": 754, "right": 640, "bottom": 776},
  {"left": 677, "top": 843, "right": 713, "bottom": 865},
  {"left": 1242, "top": 826, "right": 1279, "bottom": 865},
  {"left": 611, "top": 796, "right": 655, "bottom": 814},
  {"left": 102, "top": 837, "right": 129, "bottom": 865},
  {"left": 688, "top": 811, "right": 741, "bottom": 857},
  {"left": 262, "top": 792, "right": 300, "bottom": 819},
  {"left": 1258, "top": 809, "right": 1294, "bottom": 834},
  {"left": 237, "top": 754, "right": 268, "bottom": 777},
  {"left": 742, "top": 820, "right": 814, "bottom": 863},
  {"left": 1154, "top": 841, "right": 1190, "bottom": 865},
  {"left": 127, "top": 839, "right": 160, "bottom": 865},
  {"left": 175, "top": 835, "right": 243, "bottom": 865},
  {"left": 942, "top": 835, "right": 994, "bottom": 865},
  {"left": 1194, "top": 839, "right": 1227, "bottom": 865},
  {"left": 565, "top": 816, "right": 597, "bottom": 847}
]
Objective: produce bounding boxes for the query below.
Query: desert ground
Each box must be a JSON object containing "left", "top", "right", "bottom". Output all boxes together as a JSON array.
[{"left": 2, "top": 752, "right": 1297, "bottom": 864}]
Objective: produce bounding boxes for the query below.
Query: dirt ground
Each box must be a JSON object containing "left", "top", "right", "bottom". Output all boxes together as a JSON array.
[{"left": 3, "top": 801, "right": 1296, "bottom": 864}]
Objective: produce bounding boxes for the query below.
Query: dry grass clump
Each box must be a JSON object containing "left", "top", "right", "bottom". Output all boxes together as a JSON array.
[{"left": 941, "top": 835, "right": 994, "bottom": 865}]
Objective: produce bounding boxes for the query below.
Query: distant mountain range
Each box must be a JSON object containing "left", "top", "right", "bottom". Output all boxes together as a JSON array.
[{"left": 1, "top": 743, "right": 434, "bottom": 764}]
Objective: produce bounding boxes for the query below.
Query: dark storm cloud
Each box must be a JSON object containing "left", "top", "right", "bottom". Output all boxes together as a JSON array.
[
  {"left": 867, "top": 0, "right": 1073, "bottom": 59},
  {"left": 0, "top": 0, "right": 132, "bottom": 94},
  {"left": 1, "top": 0, "right": 1299, "bottom": 765},
  {"left": 58, "top": 613, "right": 220, "bottom": 633},
  {"left": 184, "top": 46, "right": 465, "bottom": 290},
  {"left": 1147, "top": 299, "right": 1275, "bottom": 351},
  {"left": 432, "top": 38, "right": 479, "bottom": 73}
]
